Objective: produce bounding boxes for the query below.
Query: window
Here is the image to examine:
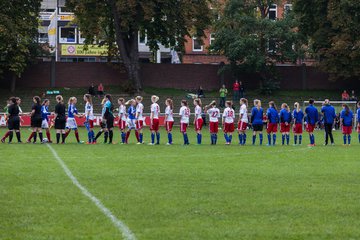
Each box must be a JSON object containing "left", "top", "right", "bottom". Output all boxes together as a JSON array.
[
  {"left": 38, "top": 33, "right": 48, "bottom": 43},
  {"left": 59, "top": 27, "right": 77, "bottom": 43},
  {"left": 78, "top": 31, "right": 85, "bottom": 44},
  {"left": 284, "top": 4, "right": 292, "bottom": 16},
  {"left": 139, "top": 31, "right": 147, "bottom": 44},
  {"left": 209, "top": 33, "right": 215, "bottom": 45},
  {"left": 268, "top": 4, "right": 277, "bottom": 20},
  {"left": 192, "top": 37, "right": 203, "bottom": 52}
]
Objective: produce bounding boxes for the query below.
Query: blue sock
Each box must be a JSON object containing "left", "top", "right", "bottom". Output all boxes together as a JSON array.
[
  {"left": 273, "top": 134, "right": 277, "bottom": 145},
  {"left": 348, "top": 135, "right": 351, "bottom": 144},
  {"left": 299, "top": 135, "right": 302, "bottom": 144},
  {"left": 243, "top": 133, "right": 246, "bottom": 145},
  {"left": 210, "top": 134, "right": 214, "bottom": 144},
  {"left": 286, "top": 135, "right": 289, "bottom": 145},
  {"left": 168, "top": 132, "right": 172, "bottom": 144},
  {"left": 224, "top": 134, "right": 229, "bottom": 143},
  {"left": 151, "top": 133, "right": 155, "bottom": 144},
  {"left": 282, "top": 135, "right": 285, "bottom": 145},
  {"left": 214, "top": 134, "right": 218, "bottom": 144},
  {"left": 156, "top": 133, "right": 160, "bottom": 144},
  {"left": 186, "top": 133, "right": 189, "bottom": 144},
  {"left": 239, "top": 134, "right": 243, "bottom": 144},
  {"left": 343, "top": 135, "right": 347, "bottom": 145},
  {"left": 267, "top": 134, "right": 271, "bottom": 145},
  {"left": 252, "top": 135, "right": 256, "bottom": 145},
  {"left": 229, "top": 135, "right": 232, "bottom": 143},
  {"left": 312, "top": 135, "right": 315, "bottom": 144},
  {"left": 183, "top": 133, "right": 187, "bottom": 144},
  {"left": 121, "top": 132, "right": 125, "bottom": 143},
  {"left": 197, "top": 133, "right": 202, "bottom": 144},
  {"left": 88, "top": 131, "right": 92, "bottom": 143},
  {"left": 358, "top": 134, "right": 360, "bottom": 143},
  {"left": 259, "top": 133, "right": 263, "bottom": 145},
  {"left": 294, "top": 135, "right": 298, "bottom": 145},
  {"left": 139, "top": 133, "right": 143, "bottom": 143},
  {"left": 91, "top": 130, "right": 95, "bottom": 142}
]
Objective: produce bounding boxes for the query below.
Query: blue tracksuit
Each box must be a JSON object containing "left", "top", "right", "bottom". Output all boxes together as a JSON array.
[
  {"left": 267, "top": 107, "right": 279, "bottom": 123},
  {"left": 293, "top": 109, "right": 304, "bottom": 124},
  {"left": 251, "top": 107, "right": 263, "bottom": 125},
  {"left": 321, "top": 105, "right": 336, "bottom": 124},
  {"left": 305, "top": 105, "right": 319, "bottom": 125},
  {"left": 280, "top": 109, "right": 292, "bottom": 123}
]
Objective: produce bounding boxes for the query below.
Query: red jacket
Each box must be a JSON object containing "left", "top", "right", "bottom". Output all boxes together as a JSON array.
[{"left": 233, "top": 82, "right": 240, "bottom": 91}]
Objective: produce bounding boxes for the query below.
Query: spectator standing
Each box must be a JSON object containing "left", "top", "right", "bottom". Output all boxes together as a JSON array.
[
  {"left": 219, "top": 84, "right": 228, "bottom": 108},
  {"left": 197, "top": 86, "right": 205, "bottom": 98},
  {"left": 341, "top": 90, "right": 350, "bottom": 101},
  {"left": 321, "top": 99, "right": 336, "bottom": 145},
  {"left": 97, "top": 83, "right": 104, "bottom": 98},
  {"left": 233, "top": 80, "right": 240, "bottom": 102},
  {"left": 239, "top": 81, "right": 245, "bottom": 98},
  {"left": 350, "top": 90, "right": 357, "bottom": 101},
  {"left": 88, "top": 83, "right": 96, "bottom": 96}
]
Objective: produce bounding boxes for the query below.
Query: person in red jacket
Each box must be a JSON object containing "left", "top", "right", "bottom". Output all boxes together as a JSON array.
[{"left": 233, "top": 80, "right": 240, "bottom": 102}]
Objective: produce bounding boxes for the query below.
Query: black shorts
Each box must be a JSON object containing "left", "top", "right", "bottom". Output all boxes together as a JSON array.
[
  {"left": 31, "top": 117, "right": 42, "bottom": 128},
  {"left": 252, "top": 124, "right": 263, "bottom": 132},
  {"left": 106, "top": 116, "right": 114, "bottom": 129},
  {"left": 8, "top": 116, "right": 20, "bottom": 130},
  {"left": 55, "top": 117, "right": 66, "bottom": 130}
]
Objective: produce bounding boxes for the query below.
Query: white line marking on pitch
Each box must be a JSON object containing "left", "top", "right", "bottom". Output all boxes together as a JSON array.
[{"left": 46, "top": 144, "right": 136, "bottom": 240}]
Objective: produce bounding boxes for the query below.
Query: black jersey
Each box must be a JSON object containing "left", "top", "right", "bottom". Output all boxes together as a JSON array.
[
  {"left": 32, "top": 103, "right": 42, "bottom": 118},
  {"left": 55, "top": 103, "right": 66, "bottom": 118},
  {"left": 8, "top": 104, "right": 20, "bottom": 117}
]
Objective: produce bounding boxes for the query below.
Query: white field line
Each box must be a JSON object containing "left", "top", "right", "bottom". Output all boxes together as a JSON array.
[{"left": 46, "top": 144, "right": 136, "bottom": 240}]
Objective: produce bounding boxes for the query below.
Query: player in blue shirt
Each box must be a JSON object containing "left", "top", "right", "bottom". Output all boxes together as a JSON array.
[
  {"left": 125, "top": 99, "right": 137, "bottom": 144},
  {"left": 41, "top": 99, "right": 52, "bottom": 143},
  {"left": 279, "top": 103, "right": 292, "bottom": 145},
  {"left": 292, "top": 102, "right": 304, "bottom": 145},
  {"left": 340, "top": 104, "right": 354, "bottom": 145},
  {"left": 321, "top": 99, "right": 336, "bottom": 145},
  {"left": 250, "top": 99, "right": 264, "bottom": 145},
  {"left": 305, "top": 99, "right": 319, "bottom": 146},
  {"left": 266, "top": 101, "right": 279, "bottom": 146},
  {"left": 357, "top": 101, "right": 360, "bottom": 143},
  {"left": 65, "top": 97, "right": 84, "bottom": 144}
]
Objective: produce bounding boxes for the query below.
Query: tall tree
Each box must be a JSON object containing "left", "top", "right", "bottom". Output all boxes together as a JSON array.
[
  {"left": 67, "top": 0, "right": 211, "bottom": 92},
  {"left": 0, "top": 0, "right": 41, "bottom": 92},
  {"left": 212, "top": 0, "right": 302, "bottom": 87}
]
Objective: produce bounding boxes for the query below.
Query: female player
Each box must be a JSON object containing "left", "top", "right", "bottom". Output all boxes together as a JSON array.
[
  {"left": 179, "top": 100, "right": 190, "bottom": 145},
  {"left": 41, "top": 99, "right": 52, "bottom": 143},
  {"left": 340, "top": 104, "right": 354, "bottom": 145},
  {"left": 65, "top": 97, "right": 84, "bottom": 144},
  {"left": 1, "top": 98, "right": 12, "bottom": 143},
  {"left": 238, "top": 98, "right": 248, "bottom": 145},
  {"left": 206, "top": 101, "right": 220, "bottom": 145},
  {"left": 94, "top": 98, "right": 107, "bottom": 143},
  {"left": 292, "top": 102, "right": 304, "bottom": 145},
  {"left": 193, "top": 98, "right": 203, "bottom": 144},
  {"left": 250, "top": 99, "right": 264, "bottom": 145},
  {"left": 305, "top": 99, "right": 319, "bottom": 147},
  {"left": 357, "top": 101, "right": 360, "bottom": 143},
  {"left": 135, "top": 96, "right": 144, "bottom": 144},
  {"left": 164, "top": 98, "right": 174, "bottom": 145},
  {"left": 266, "top": 101, "right": 279, "bottom": 146},
  {"left": 222, "top": 101, "right": 235, "bottom": 145},
  {"left": 125, "top": 99, "right": 137, "bottom": 144},
  {"left": 27, "top": 96, "right": 43, "bottom": 143},
  {"left": 102, "top": 94, "right": 115, "bottom": 144},
  {"left": 149, "top": 95, "right": 160, "bottom": 145},
  {"left": 118, "top": 98, "right": 127, "bottom": 144},
  {"left": 54, "top": 95, "right": 66, "bottom": 144},
  {"left": 279, "top": 103, "right": 292, "bottom": 145},
  {"left": 84, "top": 94, "right": 95, "bottom": 144},
  {"left": 1, "top": 97, "right": 22, "bottom": 143}
]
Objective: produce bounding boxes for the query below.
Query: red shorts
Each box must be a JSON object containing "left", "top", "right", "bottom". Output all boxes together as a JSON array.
[
  {"left": 267, "top": 123, "right": 278, "bottom": 134},
  {"left": 87, "top": 119, "right": 94, "bottom": 128},
  {"left": 165, "top": 121, "right": 174, "bottom": 132},
  {"left": 195, "top": 118, "right": 203, "bottom": 131},
  {"left": 238, "top": 121, "right": 248, "bottom": 131},
  {"left": 119, "top": 119, "right": 126, "bottom": 130},
  {"left": 280, "top": 123, "right": 291, "bottom": 133},
  {"left": 180, "top": 123, "right": 188, "bottom": 133},
  {"left": 342, "top": 126, "right": 352, "bottom": 135},
  {"left": 136, "top": 120, "right": 143, "bottom": 130},
  {"left": 306, "top": 124, "right": 315, "bottom": 133},
  {"left": 224, "top": 122, "right": 235, "bottom": 133},
  {"left": 150, "top": 118, "right": 159, "bottom": 131},
  {"left": 209, "top": 122, "right": 219, "bottom": 133},
  {"left": 358, "top": 125, "right": 360, "bottom": 133},
  {"left": 293, "top": 123, "right": 303, "bottom": 134}
]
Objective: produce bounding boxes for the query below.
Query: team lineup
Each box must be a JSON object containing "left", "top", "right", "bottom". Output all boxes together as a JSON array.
[{"left": 1, "top": 94, "right": 360, "bottom": 146}]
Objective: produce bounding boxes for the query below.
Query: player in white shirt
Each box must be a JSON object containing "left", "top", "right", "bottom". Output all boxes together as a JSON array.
[
  {"left": 117, "top": 98, "right": 127, "bottom": 144},
  {"left": 165, "top": 98, "right": 174, "bottom": 145},
  {"left": 222, "top": 101, "right": 235, "bottom": 145},
  {"left": 84, "top": 94, "right": 95, "bottom": 144},
  {"left": 135, "top": 96, "right": 144, "bottom": 144},
  {"left": 238, "top": 98, "right": 249, "bottom": 145},
  {"left": 149, "top": 95, "right": 160, "bottom": 145},
  {"left": 193, "top": 98, "right": 203, "bottom": 144},
  {"left": 206, "top": 100, "right": 220, "bottom": 145},
  {"left": 179, "top": 100, "right": 190, "bottom": 145}
]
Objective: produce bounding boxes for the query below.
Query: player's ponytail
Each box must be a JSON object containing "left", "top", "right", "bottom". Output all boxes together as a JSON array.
[
  {"left": 240, "top": 98, "right": 248, "bottom": 107},
  {"left": 269, "top": 101, "right": 277, "bottom": 110},
  {"left": 151, "top": 95, "right": 159, "bottom": 103},
  {"left": 68, "top": 97, "right": 76, "bottom": 105},
  {"left": 254, "top": 99, "right": 261, "bottom": 110},
  {"left": 226, "top": 100, "right": 232, "bottom": 108},
  {"left": 125, "top": 99, "right": 135, "bottom": 105},
  {"left": 42, "top": 99, "right": 49, "bottom": 106},
  {"left": 56, "top": 95, "right": 63, "bottom": 103},
  {"left": 84, "top": 94, "right": 92, "bottom": 105},
  {"left": 343, "top": 104, "right": 350, "bottom": 115},
  {"left": 118, "top": 98, "right": 125, "bottom": 105},
  {"left": 282, "top": 103, "right": 290, "bottom": 112},
  {"left": 9, "top": 97, "right": 17, "bottom": 105},
  {"left": 194, "top": 98, "right": 202, "bottom": 107},
  {"left": 294, "top": 102, "right": 301, "bottom": 112},
  {"left": 33, "top": 96, "right": 41, "bottom": 105},
  {"left": 181, "top": 100, "right": 188, "bottom": 107},
  {"left": 166, "top": 98, "right": 173, "bottom": 110},
  {"left": 136, "top": 96, "right": 143, "bottom": 102}
]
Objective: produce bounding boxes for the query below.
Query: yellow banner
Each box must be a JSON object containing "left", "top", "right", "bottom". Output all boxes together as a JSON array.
[{"left": 61, "top": 44, "right": 108, "bottom": 56}]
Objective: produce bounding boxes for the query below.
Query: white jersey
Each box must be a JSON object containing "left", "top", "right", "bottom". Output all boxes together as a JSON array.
[
  {"left": 179, "top": 106, "right": 190, "bottom": 124},
  {"left": 136, "top": 102, "right": 144, "bottom": 119},
  {"left": 165, "top": 106, "right": 174, "bottom": 122},
  {"left": 223, "top": 107, "right": 235, "bottom": 123},
  {"left": 119, "top": 104, "right": 127, "bottom": 121},
  {"left": 151, "top": 103, "right": 160, "bottom": 119},
  {"left": 194, "top": 105, "right": 202, "bottom": 120},
  {"left": 207, "top": 107, "right": 220, "bottom": 122},
  {"left": 239, "top": 104, "right": 248, "bottom": 123},
  {"left": 85, "top": 102, "right": 94, "bottom": 120}
]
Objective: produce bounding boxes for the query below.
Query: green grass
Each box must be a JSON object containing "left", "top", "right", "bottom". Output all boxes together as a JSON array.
[{"left": 1, "top": 127, "right": 360, "bottom": 239}]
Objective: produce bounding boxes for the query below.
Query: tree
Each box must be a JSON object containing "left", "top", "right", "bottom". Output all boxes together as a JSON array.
[
  {"left": 0, "top": 0, "right": 41, "bottom": 92},
  {"left": 67, "top": 0, "right": 211, "bottom": 92},
  {"left": 294, "top": 0, "right": 360, "bottom": 80},
  {"left": 212, "top": 0, "right": 302, "bottom": 88}
]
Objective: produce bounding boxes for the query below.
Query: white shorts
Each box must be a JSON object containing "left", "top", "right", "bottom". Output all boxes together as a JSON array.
[
  {"left": 127, "top": 118, "right": 136, "bottom": 130},
  {"left": 66, "top": 118, "right": 78, "bottom": 130},
  {"left": 41, "top": 119, "right": 49, "bottom": 129}
]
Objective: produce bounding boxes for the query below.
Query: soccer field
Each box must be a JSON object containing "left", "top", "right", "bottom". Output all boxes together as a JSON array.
[{"left": 1, "top": 127, "right": 360, "bottom": 240}]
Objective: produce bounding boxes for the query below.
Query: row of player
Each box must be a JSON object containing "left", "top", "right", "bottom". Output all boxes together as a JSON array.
[{"left": 1, "top": 95, "right": 360, "bottom": 146}]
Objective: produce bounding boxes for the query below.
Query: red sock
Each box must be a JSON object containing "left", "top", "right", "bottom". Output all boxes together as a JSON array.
[
  {"left": 65, "top": 130, "right": 70, "bottom": 137},
  {"left": 2, "top": 131, "right": 10, "bottom": 140},
  {"left": 135, "top": 131, "right": 140, "bottom": 142},
  {"left": 27, "top": 132, "right": 35, "bottom": 142},
  {"left": 125, "top": 132, "right": 130, "bottom": 143},
  {"left": 75, "top": 131, "right": 80, "bottom": 142},
  {"left": 46, "top": 131, "right": 51, "bottom": 141}
]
